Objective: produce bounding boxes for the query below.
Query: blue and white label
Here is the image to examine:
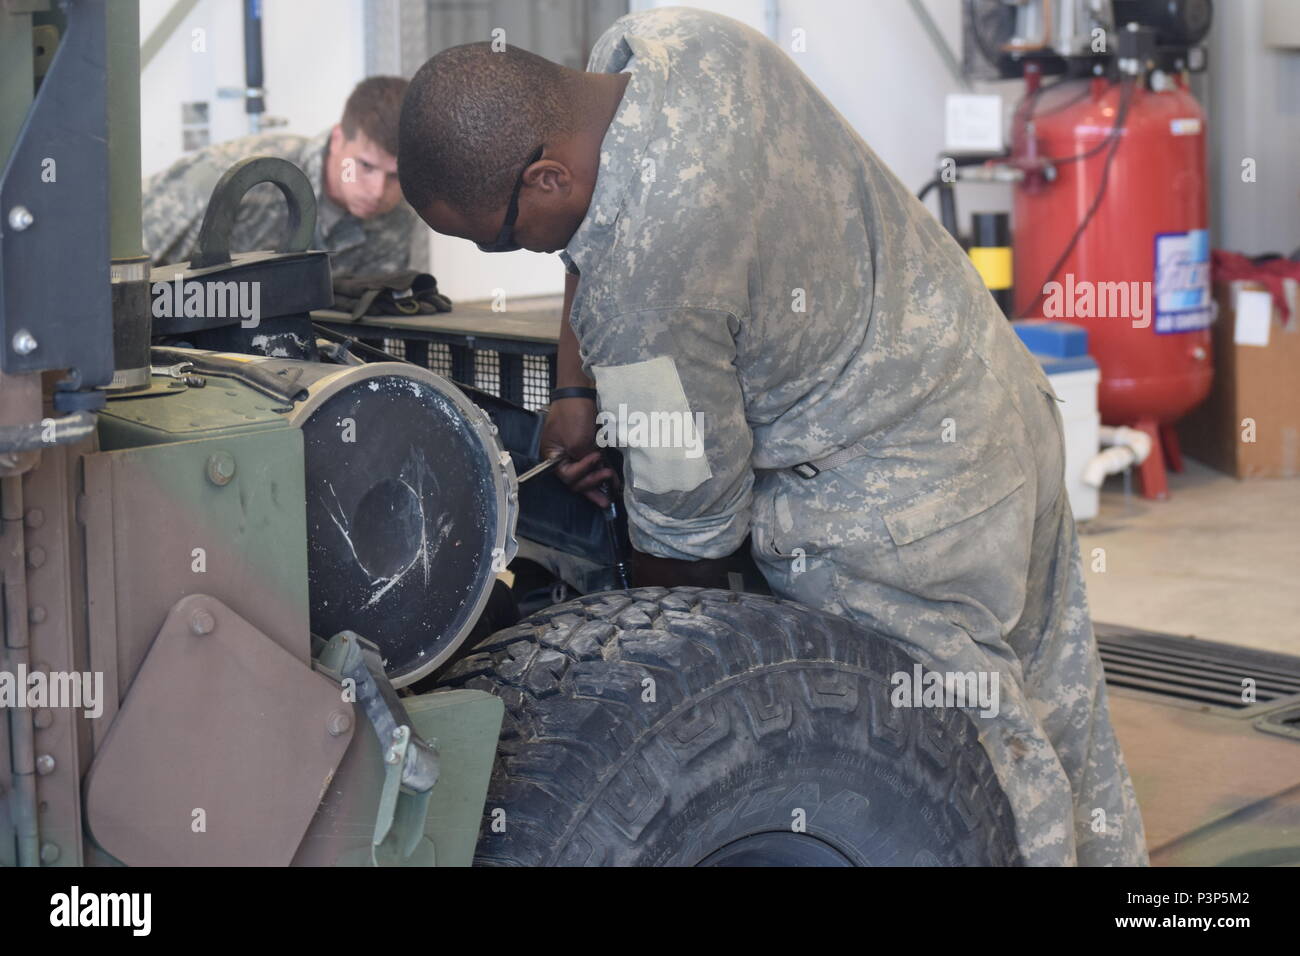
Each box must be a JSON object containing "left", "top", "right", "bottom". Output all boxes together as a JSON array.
[{"left": 1154, "top": 228, "right": 1212, "bottom": 333}]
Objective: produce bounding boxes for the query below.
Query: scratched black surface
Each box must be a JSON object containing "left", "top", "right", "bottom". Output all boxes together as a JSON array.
[{"left": 300, "top": 374, "right": 498, "bottom": 680}]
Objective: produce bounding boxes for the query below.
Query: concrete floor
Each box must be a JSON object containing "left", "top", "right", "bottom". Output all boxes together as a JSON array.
[{"left": 1078, "top": 458, "right": 1300, "bottom": 657}]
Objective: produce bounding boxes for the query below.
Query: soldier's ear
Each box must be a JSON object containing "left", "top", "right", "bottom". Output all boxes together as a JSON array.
[
  {"left": 529, "top": 160, "right": 571, "bottom": 195},
  {"left": 329, "top": 124, "right": 345, "bottom": 153}
]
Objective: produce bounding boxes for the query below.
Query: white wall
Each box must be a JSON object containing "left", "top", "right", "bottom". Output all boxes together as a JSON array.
[
  {"left": 426, "top": 230, "right": 569, "bottom": 303},
  {"left": 632, "top": 0, "right": 1018, "bottom": 220},
  {"left": 1208, "top": 0, "right": 1300, "bottom": 256},
  {"left": 139, "top": 0, "right": 367, "bottom": 177}
]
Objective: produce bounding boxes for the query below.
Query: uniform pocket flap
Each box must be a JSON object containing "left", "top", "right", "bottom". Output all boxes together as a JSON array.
[{"left": 883, "top": 448, "right": 1026, "bottom": 546}]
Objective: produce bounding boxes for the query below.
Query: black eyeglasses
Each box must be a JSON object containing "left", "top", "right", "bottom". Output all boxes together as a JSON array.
[{"left": 477, "top": 146, "right": 544, "bottom": 253}]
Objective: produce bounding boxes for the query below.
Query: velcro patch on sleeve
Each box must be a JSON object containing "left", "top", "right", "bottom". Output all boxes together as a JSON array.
[{"left": 592, "top": 355, "right": 713, "bottom": 495}]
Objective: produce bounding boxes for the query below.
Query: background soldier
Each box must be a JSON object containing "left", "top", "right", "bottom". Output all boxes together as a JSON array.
[{"left": 143, "top": 75, "right": 416, "bottom": 274}]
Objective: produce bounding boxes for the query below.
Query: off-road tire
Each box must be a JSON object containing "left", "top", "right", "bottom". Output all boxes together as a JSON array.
[{"left": 438, "top": 587, "right": 1021, "bottom": 866}]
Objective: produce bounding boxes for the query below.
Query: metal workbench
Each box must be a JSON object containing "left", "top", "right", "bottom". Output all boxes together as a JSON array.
[{"left": 312, "top": 294, "right": 563, "bottom": 410}]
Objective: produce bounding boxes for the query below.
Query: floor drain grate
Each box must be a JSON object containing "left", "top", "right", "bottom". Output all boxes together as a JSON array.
[{"left": 1096, "top": 623, "right": 1300, "bottom": 710}]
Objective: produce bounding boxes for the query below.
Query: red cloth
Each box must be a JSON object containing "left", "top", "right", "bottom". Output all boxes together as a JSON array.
[{"left": 1212, "top": 250, "right": 1300, "bottom": 324}]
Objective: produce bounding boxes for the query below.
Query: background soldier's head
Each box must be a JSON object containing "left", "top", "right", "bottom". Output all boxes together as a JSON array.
[{"left": 327, "top": 75, "right": 409, "bottom": 220}]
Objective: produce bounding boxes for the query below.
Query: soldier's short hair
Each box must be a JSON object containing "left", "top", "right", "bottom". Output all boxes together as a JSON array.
[
  {"left": 398, "top": 42, "right": 577, "bottom": 215},
  {"left": 340, "top": 76, "right": 409, "bottom": 157}
]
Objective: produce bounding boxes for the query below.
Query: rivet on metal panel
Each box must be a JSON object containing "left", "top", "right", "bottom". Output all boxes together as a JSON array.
[
  {"left": 327, "top": 711, "right": 352, "bottom": 737},
  {"left": 8, "top": 206, "right": 34, "bottom": 231},
  {"left": 32, "top": 709, "right": 53, "bottom": 730},
  {"left": 24, "top": 508, "right": 44, "bottom": 529},
  {"left": 40, "top": 842, "right": 60, "bottom": 864},
  {"left": 189, "top": 609, "right": 216, "bottom": 636},
  {"left": 205, "top": 451, "right": 237, "bottom": 486},
  {"left": 11, "top": 330, "right": 38, "bottom": 355},
  {"left": 26, "top": 546, "right": 46, "bottom": 569},
  {"left": 28, "top": 605, "right": 46, "bottom": 624},
  {"left": 35, "top": 754, "right": 55, "bottom": 775}
]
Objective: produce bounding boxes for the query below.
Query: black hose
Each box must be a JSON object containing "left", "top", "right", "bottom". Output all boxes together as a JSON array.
[
  {"left": 938, "top": 182, "right": 960, "bottom": 239},
  {"left": 1017, "top": 77, "right": 1137, "bottom": 319},
  {"left": 599, "top": 481, "right": 631, "bottom": 590},
  {"left": 311, "top": 322, "right": 400, "bottom": 364}
]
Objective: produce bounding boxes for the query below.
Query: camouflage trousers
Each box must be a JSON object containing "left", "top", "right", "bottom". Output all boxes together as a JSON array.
[{"left": 752, "top": 368, "right": 1148, "bottom": 867}]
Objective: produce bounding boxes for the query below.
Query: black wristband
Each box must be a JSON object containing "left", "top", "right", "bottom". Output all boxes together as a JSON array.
[{"left": 549, "top": 386, "right": 598, "bottom": 402}]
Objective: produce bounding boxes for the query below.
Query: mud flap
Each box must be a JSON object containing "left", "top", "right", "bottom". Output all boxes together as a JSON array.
[{"left": 83, "top": 595, "right": 354, "bottom": 866}]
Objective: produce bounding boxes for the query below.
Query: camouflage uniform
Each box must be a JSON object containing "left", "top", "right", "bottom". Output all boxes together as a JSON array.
[
  {"left": 561, "top": 8, "right": 1147, "bottom": 866},
  {"left": 141, "top": 131, "right": 417, "bottom": 274}
]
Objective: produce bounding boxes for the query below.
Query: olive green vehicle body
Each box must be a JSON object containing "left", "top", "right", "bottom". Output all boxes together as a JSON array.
[
  {"left": 2, "top": 355, "right": 504, "bottom": 867},
  {"left": 0, "top": 0, "right": 501, "bottom": 868}
]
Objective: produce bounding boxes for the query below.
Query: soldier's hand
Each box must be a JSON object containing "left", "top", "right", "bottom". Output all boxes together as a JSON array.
[{"left": 539, "top": 397, "right": 619, "bottom": 508}]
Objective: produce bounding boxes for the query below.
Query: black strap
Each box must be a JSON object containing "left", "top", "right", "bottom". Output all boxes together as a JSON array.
[{"left": 550, "top": 386, "right": 598, "bottom": 402}]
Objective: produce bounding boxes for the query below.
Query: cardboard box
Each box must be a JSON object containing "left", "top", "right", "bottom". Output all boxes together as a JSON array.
[{"left": 1178, "top": 279, "right": 1300, "bottom": 478}]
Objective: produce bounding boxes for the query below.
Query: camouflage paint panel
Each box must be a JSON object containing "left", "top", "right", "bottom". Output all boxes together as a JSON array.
[
  {"left": 293, "top": 688, "right": 504, "bottom": 867},
  {"left": 1108, "top": 691, "right": 1300, "bottom": 864},
  {"left": 1151, "top": 790, "right": 1300, "bottom": 867},
  {"left": 0, "top": 643, "right": 11, "bottom": 868},
  {"left": 21, "top": 443, "right": 94, "bottom": 865},
  {"left": 97, "top": 377, "right": 287, "bottom": 449},
  {"left": 83, "top": 594, "right": 352, "bottom": 866},
  {"left": 84, "top": 414, "right": 310, "bottom": 692}
]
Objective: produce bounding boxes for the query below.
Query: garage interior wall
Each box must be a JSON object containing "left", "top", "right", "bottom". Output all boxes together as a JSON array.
[
  {"left": 137, "top": 0, "right": 1299, "bottom": 299},
  {"left": 139, "top": 0, "right": 367, "bottom": 176},
  {"left": 1207, "top": 0, "right": 1300, "bottom": 257}
]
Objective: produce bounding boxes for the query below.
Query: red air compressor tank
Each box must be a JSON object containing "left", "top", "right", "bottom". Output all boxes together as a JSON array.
[{"left": 1012, "top": 75, "right": 1213, "bottom": 497}]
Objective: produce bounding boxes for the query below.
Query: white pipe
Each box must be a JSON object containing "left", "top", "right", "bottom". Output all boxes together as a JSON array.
[
  {"left": 1082, "top": 426, "right": 1153, "bottom": 488},
  {"left": 1083, "top": 446, "right": 1136, "bottom": 488},
  {"left": 1100, "top": 425, "right": 1153, "bottom": 463}
]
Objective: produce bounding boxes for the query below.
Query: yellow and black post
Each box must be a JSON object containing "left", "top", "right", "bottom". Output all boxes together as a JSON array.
[{"left": 970, "top": 212, "right": 1013, "bottom": 317}]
